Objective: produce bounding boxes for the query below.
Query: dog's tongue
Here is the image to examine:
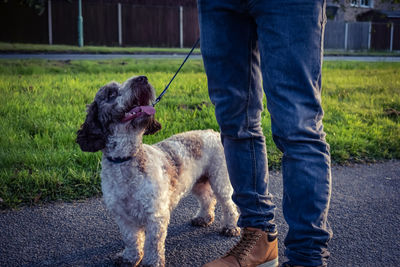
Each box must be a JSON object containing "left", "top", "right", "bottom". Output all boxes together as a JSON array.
[
  {"left": 122, "top": 106, "right": 156, "bottom": 123},
  {"left": 142, "top": 106, "right": 156, "bottom": 115}
]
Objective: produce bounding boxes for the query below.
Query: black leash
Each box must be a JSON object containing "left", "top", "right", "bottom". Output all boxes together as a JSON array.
[{"left": 152, "top": 38, "right": 200, "bottom": 107}]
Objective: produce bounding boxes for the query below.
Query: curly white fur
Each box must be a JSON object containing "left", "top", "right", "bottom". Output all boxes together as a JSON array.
[{"left": 77, "top": 76, "right": 239, "bottom": 267}]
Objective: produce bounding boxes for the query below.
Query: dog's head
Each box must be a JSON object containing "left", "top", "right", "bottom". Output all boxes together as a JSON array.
[{"left": 76, "top": 76, "right": 162, "bottom": 152}]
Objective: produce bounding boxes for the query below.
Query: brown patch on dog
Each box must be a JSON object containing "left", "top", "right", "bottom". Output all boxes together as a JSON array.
[
  {"left": 134, "top": 148, "right": 147, "bottom": 173},
  {"left": 171, "top": 134, "right": 203, "bottom": 160},
  {"left": 196, "top": 174, "right": 209, "bottom": 185},
  {"left": 165, "top": 157, "right": 179, "bottom": 190},
  {"left": 157, "top": 142, "right": 183, "bottom": 191},
  {"left": 192, "top": 173, "right": 211, "bottom": 197},
  {"left": 191, "top": 173, "right": 216, "bottom": 227}
]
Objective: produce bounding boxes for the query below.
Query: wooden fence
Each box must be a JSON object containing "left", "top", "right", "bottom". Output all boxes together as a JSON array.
[
  {"left": 0, "top": 0, "right": 199, "bottom": 47},
  {"left": 0, "top": 0, "right": 398, "bottom": 50},
  {"left": 325, "top": 21, "right": 400, "bottom": 51}
]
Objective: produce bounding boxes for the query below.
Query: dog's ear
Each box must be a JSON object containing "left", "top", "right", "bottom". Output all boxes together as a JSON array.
[
  {"left": 76, "top": 102, "right": 106, "bottom": 152},
  {"left": 144, "top": 118, "right": 162, "bottom": 135}
]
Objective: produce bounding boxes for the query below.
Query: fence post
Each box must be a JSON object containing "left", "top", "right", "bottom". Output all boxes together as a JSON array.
[
  {"left": 118, "top": 3, "right": 122, "bottom": 46},
  {"left": 344, "top": 22, "right": 348, "bottom": 50},
  {"left": 368, "top": 21, "right": 371, "bottom": 50},
  {"left": 179, "top": 6, "right": 183, "bottom": 48},
  {"left": 390, "top": 23, "right": 394, "bottom": 52},
  {"left": 77, "top": 0, "right": 84, "bottom": 47},
  {"left": 48, "top": 0, "right": 53, "bottom": 45}
]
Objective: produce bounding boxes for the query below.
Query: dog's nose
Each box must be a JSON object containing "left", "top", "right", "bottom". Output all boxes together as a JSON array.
[{"left": 136, "top": 76, "right": 148, "bottom": 83}]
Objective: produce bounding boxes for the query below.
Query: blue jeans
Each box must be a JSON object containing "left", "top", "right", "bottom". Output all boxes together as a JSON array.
[{"left": 198, "top": 0, "right": 332, "bottom": 266}]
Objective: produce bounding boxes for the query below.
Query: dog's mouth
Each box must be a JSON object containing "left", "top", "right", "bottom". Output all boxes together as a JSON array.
[
  {"left": 120, "top": 76, "right": 156, "bottom": 123},
  {"left": 121, "top": 105, "right": 156, "bottom": 123}
]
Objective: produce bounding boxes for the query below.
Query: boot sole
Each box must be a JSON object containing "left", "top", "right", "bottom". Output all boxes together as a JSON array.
[{"left": 258, "top": 257, "right": 279, "bottom": 267}]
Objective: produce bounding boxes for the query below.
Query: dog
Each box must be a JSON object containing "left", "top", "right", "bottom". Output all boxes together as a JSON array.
[{"left": 76, "top": 76, "right": 240, "bottom": 267}]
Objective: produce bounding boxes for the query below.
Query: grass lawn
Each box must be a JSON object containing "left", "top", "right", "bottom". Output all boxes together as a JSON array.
[
  {"left": 0, "top": 42, "right": 201, "bottom": 55},
  {"left": 1, "top": 42, "right": 400, "bottom": 57},
  {"left": 0, "top": 59, "right": 399, "bottom": 209}
]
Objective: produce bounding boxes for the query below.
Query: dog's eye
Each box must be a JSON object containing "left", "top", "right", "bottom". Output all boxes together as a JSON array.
[{"left": 107, "top": 90, "right": 118, "bottom": 101}]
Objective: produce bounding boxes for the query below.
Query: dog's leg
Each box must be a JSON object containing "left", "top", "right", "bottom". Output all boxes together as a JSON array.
[
  {"left": 191, "top": 178, "right": 217, "bottom": 227},
  {"left": 141, "top": 218, "right": 169, "bottom": 267},
  {"left": 208, "top": 169, "right": 241, "bottom": 237},
  {"left": 114, "top": 219, "right": 144, "bottom": 266}
]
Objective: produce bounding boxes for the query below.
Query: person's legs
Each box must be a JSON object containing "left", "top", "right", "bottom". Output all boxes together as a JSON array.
[
  {"left": 250, "top": 0, "right": 333, "bottom": 266},
  {"left": 198, "top": 0, "right": 276, "bottom": 232}
]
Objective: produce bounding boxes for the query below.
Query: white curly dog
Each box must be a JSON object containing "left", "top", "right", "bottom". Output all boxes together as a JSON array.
[{"left": 76, "top": 76, "right": 239, "bottom": 267}]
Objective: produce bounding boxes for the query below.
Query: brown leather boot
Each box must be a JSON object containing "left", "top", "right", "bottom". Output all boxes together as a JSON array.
[{"left": 203, "top": 227, "right": 278, "bottom": 267}]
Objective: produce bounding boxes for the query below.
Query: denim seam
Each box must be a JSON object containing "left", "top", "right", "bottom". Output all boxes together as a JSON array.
[
  {"left": 247, "top": 23, "right": 262, "bottom": 215},
  {"left": 250, "top": 138, "right": 262, "bottom": 214},
  {"left": 314, "top": 0, "right": 328, "bottom": 147}
]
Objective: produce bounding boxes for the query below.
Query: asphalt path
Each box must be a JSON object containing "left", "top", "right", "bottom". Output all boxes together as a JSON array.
[
  {"left": 1, "top": 160, "right": 399, "bottom": 267},
  {"left": 1, "top": 53, "right": 400, "bottom": 62}
]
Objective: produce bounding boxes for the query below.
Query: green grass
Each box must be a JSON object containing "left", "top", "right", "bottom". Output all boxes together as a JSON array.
[
  {"left": 322, "top": 61, "right": 400, "bottom": 162},
  {"left": 324, "top": 49, "right": 400, "bottom": 57},
  {"left": 0, "top": 59, "right": 399, "bottom": 209},
  {"left": 0, "top": 42, "right": 201, "bottom": 55},
  {"left": 2, "top": 42, "right": 400, "bottom": 57}
]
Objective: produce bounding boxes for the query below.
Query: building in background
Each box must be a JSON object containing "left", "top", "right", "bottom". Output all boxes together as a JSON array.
[{"left": 327, "top": 0, "right": 400, "bottom": 22}]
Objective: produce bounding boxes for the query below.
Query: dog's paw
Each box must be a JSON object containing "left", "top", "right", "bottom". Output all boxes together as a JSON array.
[
  {"left": 140, "top": 258, "right": 165, "bottom": 267},
  {"left": 191, "top": 215, "right": 214, "bottom": 227},
  {"left": 221, "top": 226, "right": 241, "bottom": 237},
  {"left": 111, "top": 252, "right": 141, "bottom": 267},
  {"left": 111, "top": 255, "right": 131, "bottom": 267}
]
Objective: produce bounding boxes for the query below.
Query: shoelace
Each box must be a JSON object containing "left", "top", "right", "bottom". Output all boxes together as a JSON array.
[{"left": 226, "top": 229, "right": 262, "bottom": 262}]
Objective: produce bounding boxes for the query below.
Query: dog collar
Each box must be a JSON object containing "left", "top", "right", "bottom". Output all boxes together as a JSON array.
[
  {"left": 106, "top": 156, "right": 133, "bottom": 164},
  {"left": 122, "top": 106, "right": 156, "bottom": 123}
]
